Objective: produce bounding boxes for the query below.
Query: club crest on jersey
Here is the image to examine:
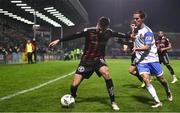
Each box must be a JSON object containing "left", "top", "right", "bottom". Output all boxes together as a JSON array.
[
  {"left": 146, "top": 36, "right": 152, "bottom": 40},
  {"left": 78, "top": 66, "right": 85, "bottom": 72}
]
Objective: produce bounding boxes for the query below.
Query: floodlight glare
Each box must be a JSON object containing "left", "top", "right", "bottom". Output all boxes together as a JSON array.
[
  {"left": 16, "top": 3, "right": 27, "bottom": 6},
  {"left": 11, "top": 0, "right": 22, "bottom": 3},
  {"left": 47, "top": 9, "right": 56, "bottom": 12},
  {"left": 21, "top": 6, "right": 31, "bottom": 9},
  {"left": 44, "top": 7, "right": 54, "bottom": 10}
]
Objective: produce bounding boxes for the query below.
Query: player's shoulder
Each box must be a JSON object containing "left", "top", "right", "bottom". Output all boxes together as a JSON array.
[
  {"left": 141, "top": 25, "right": 154, "bottom": 37},
  {"left": 143, "top": 25, "right": 153, "bottom": 33},
  {"left": 163, "top": 37, "right": 169, "bottom": 41},
  {"left": 138, "top": 26, "right": 148, "bottom": 36}
]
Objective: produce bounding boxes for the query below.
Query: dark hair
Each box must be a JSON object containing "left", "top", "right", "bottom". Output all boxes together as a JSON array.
[
  {"left": 133, "top": 10, "right": 147, "bottom": 19},
  {"left": 98, "top": 17, "right": 110, "bottom": 27},
  {"left": 158, "top": 30, "right": 164, "bottom": 35},
  {"left": 158, "top": 30, "right": 164, "bottom": 33}
]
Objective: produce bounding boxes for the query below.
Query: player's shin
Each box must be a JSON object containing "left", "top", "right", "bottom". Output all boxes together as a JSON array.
[
  {"left": 105, "top": 79, "right": 115, "bottom": 103},
  {"left": 166, "top": 65, "right": 175, "bottom": 75}
]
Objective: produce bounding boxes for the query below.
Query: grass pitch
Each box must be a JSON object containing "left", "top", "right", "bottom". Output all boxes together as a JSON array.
[{"left": 0, "top": 59, "right": 180, "bottom": 112}]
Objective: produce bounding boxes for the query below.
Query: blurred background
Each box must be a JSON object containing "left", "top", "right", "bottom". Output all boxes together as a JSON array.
[{"left": 0, "top": 0, "right": 180, "bottom": 64}]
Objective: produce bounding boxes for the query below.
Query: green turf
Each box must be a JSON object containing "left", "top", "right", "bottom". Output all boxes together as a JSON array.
[{"left": 0, "top": 59, "right": 180, "bottom": 112}]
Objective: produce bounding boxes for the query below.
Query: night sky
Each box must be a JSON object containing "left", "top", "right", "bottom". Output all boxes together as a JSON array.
[{"left": 80, "top": 0, "right": 180, "bottom": 32}]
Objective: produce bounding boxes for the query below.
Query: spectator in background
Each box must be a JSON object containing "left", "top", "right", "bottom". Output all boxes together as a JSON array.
[
  {"left": 0, "top": 46, "right": 7, "bottom": 64},
  {"left": 7, "top": 46, "right": 13, "bottom": 64},
  {"left": 12, "top": 46, "right": 19, "bottom": 64},
  {"left": 32, "top": 38, "right": 37, "bottom": 63},
  {"left": 26, "top": 39, "right": 34, "bottom": 64}
]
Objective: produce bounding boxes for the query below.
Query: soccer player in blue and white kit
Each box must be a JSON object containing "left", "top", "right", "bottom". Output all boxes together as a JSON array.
[{"left": 132, "top": 10, "right": 173, "bottom": 108}]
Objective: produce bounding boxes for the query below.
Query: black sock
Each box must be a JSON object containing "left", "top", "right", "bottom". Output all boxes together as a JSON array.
[
  {"left": 166, "top": 65, "right": 175, "bottom": 75},
  {"left": 70, "top": 85, "right": 77, "bottom": 98},
  {"left": 105, "top": 79, "right": 115, "bottom": 103},
  {"left": 135, "top": 69, "right": 143, "bottom": 82}
]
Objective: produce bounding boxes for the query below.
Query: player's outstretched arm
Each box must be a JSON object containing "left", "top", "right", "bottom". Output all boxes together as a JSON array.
[
  {"left": 112, "top": 31, "right": 127, "bottom": 39},
  {"left": 48, "top": 30, "right": 86, "bottom": 47},
  {"left": 48, "top": 39, "right": 60, "bottom": 47}
]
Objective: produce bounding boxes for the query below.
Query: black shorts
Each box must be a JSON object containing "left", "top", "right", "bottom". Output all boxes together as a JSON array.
[
  {"left": 159, "top": 52, "right": 170, "bottom": 65},
  {"left": 75, "top": 58, "right": 107, "bottom": 79}
]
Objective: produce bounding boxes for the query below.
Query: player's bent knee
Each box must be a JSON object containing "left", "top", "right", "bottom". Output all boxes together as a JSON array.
[
  {"left": 129, "top": 70, "right": 136, "bottom": 75},
  {"left": 102, "top": 71, "right": 110, "bottom": 78},
  {"left": 100, "top": 66, "right": 109, "bottom": 74},
  {"left": 128, "top": 66, "right": 136, "bottom": 75},
  {"left": 102, "top": 70, "right": 111, "bottom": 79},
  {"left": 72, "top": 74, "right": 83, "bottom": 86},
  {"left": 99, "top": 66, "right": 111, "bottom": 79},
  {"left": 141, "top": 74, "right": 150, "bottom": 84},
  {"left": 103, "top": 70, "right": 109, "bottom": 76}
]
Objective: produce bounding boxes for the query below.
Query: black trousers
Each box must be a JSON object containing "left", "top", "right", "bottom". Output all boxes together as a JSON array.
[{"left": 27, "top": 52, "right": 33, "bottom": 64}]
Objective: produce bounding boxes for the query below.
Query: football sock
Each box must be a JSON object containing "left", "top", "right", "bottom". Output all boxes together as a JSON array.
[
  {"left": 105, "top": 79, "right": 115, "bottom": 103},
  {"left": 70, "top": 85, "right": 77, "bottom": 98},
  {"left": 146, "top": 84, "right": 160, "bottom": 103},
  {"left": 166, "top": 65, "right": 175, "bottom": 75}
]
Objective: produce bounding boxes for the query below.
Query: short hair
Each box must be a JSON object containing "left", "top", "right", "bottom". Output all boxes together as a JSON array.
[
  {"left": 98, "top": 17, "right": 110, "bottom": 27},
  {"left": 133, "top": 10, "right": 147, "bottom": 19},
  {"left": 158, "top": 30, "right": 164, "bottom": 35},
  {"left": 158, "top": 30, "right": 164, "bottom": 33}
]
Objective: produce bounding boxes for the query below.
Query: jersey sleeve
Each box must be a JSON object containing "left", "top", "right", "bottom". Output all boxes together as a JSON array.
[
  {"left": 112, "top": 31, "right": 127, "bottom": 38},
  {"left": 60, "top": 29, "right": 87, "bottom": 42},
  {"left": 144, "top": 32, "right": 154, "bottom": 45}
]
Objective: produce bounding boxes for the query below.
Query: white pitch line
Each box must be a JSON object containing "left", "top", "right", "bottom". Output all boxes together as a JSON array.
[{"left": 0, "top": 71, "right": 75, "bottom": 101}]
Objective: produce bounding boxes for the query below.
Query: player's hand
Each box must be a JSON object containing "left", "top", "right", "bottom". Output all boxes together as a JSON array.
[
  {"left": 48, "top": 39, "right": 60, "bottom": 47},
  {"left": 160, "top": 48, "right": 166, "bottom": 53},
  {"left": 132, "top": 47, "right": 136, "bottom": 54}
]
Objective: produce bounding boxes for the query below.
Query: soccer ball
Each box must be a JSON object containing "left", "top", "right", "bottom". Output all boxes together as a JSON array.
[{"left": 60, "top": 94, "right": 75, "bottom": 107}]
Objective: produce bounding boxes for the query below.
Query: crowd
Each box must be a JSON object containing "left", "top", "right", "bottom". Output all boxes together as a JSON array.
[{"left": 1, "top": 14, "right": 180, "bottom": 64}]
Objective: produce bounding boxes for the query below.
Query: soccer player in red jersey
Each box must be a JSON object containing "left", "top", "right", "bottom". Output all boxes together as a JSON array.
[
  {"left": 156, "top": 31, "right": 178, "bottom": 83},
  {"left": 49, "top": 17, "right": 127, "bottom": 111}
]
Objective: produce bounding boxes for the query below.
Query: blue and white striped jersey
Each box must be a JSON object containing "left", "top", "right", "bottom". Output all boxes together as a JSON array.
[{"left": 134, "top": 24, "right": 159, "bottom": 63}]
